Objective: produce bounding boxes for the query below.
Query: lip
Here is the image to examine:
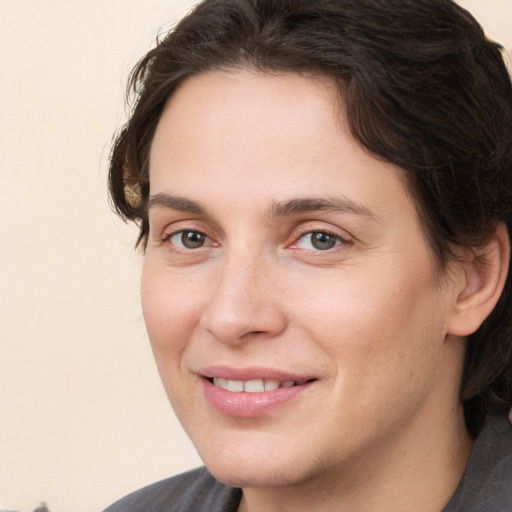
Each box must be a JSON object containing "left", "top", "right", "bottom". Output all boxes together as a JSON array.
[
  {"left": 200, "top": 365, "right": 314, "bottom": 382},
  {"left": 199, "top": 365, "right": 317, "bottom": 418}
]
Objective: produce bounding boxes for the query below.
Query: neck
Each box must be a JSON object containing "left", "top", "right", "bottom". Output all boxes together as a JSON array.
[{"left": 238, "top": 406, "right": 473, "bottom": 512}]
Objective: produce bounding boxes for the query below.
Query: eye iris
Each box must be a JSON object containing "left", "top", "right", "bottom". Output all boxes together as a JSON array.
[
  {"left": 181, "top": 231, "right": 205, "bottom": 249},
  {"left": 311, "top": 232, "right": 337, "bottom": 250}
]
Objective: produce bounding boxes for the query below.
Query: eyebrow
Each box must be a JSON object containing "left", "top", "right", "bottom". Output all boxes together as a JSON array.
[
  {"left": 267, "top": 197, "right": 376, "bottom": 219},
  {"left": 147, "top": 193, "right": 208, "bottom": 215},
  {"left": 147, "top": 193, "right": 376, "bottom": 220}
]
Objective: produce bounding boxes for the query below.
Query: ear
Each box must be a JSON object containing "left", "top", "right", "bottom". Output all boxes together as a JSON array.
[{"left": 447, "top": 223, "right": 510, "bottom": 337}]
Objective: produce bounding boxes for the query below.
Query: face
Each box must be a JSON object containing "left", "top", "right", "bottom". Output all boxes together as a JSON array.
[{"left": 142, "top": 71, "right": 463, "bottom": 489}]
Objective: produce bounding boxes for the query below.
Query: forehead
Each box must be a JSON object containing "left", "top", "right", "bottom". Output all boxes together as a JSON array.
[{"left": 151, "top": 70, "right": 344, "bottom": 170}]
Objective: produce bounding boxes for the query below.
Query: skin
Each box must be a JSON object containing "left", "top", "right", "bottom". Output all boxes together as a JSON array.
[{"left": 142, "top": 70, "right": 475, "bottom": 512}]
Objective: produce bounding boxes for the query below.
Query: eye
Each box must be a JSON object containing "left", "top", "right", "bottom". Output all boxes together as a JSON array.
[
  {"left": 296, "top": 231, "right": 343, "bottom": 251},
  {"left": 167, "top": 230, "right": 209, "bottom": 249}
]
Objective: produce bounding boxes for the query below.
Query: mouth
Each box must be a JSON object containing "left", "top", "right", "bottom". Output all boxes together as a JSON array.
[
  {"left": 205, "top": 377, "right": 315, "bottom": 393},
  {"left": 200, "top": 369, "right": 317, "bottom": 417}
]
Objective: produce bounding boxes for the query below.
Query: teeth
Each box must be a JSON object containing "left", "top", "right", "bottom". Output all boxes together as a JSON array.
[
  {"left": 213, "top": 377, "right": 228, "bottom": 390},
  {"left": 212, "top": 378, "right": 298, "bottom": 392},
  {"left": 227, "top": 380, "right": 244, "bottom": 392},
  {"left": 244, "top": 380, "right": 265, "bottom": 393},
  {"left": 264, "top": 379, "right": 280, "bottom": 391}
]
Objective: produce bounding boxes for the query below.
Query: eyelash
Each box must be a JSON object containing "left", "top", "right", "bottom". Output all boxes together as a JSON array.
[
  {"left": 162, "top": 229, "right": 213, "bottom": 250},
  {"left": 161, "top": 227, "right": 349, "bottom": 253},
  {"left": 291, "top": 229, "right": 349, "bottom": 252}
]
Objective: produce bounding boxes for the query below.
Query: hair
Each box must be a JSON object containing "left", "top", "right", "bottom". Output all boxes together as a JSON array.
[{"left": 109, "top": 0, "right": 512, "bottom": 436}]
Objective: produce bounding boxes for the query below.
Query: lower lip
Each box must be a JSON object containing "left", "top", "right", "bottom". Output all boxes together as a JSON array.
[{"left": 202, "top": 379, "right": 314, "bottom": 418}]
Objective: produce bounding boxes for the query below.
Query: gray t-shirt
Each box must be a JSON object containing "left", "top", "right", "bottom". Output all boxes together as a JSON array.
[{"left": 103, "top": 414, "right": 511, "bottom": 512}]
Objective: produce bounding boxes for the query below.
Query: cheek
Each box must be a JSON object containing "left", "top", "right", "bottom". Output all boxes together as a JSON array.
[
  {"left": 140, "top": 264, "right": 207, "bottom": 415},
  {"left": 140, "top": 262, "right": 201, "bottom": 364},
  {"left": 292, "top": 264, "right": 447, "bottom": 390}
]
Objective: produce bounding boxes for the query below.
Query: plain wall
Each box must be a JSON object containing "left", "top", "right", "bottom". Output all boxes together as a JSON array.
[{"left": 0, "top": 1, "right": 510, "bottom": 511}]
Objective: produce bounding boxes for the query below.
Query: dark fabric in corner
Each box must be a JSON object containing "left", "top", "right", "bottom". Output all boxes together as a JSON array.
[
  {"left": 442, "top": 414, "right": 512, "bottom": 511},
  {"left": 102, "top": 466, "right": 241, "bottom": 512}
]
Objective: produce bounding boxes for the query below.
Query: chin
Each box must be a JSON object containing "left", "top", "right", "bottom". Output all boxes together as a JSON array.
[
  {"left": 199, "top": 446, "right": 318, "bottom": 489},
  {"left": 209, "top": 463, "right": 308, "bottom": 489}
]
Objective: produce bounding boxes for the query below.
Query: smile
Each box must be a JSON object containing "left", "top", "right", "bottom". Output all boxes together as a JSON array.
[
  {"left": 210, "top": 378, "right": 303, "bottom": 392},
  {"left": 201, "top": 370, "right": 317, "bottom": 418}
]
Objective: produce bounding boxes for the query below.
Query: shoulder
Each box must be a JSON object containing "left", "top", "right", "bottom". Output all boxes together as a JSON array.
[{"left": 102, "top": 467, "right": 241, "bottom": 512}]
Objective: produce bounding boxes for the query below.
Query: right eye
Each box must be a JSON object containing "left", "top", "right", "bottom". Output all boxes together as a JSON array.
[
  {"left": 167, "top": 230, "right": 210, "bottom": 249},
  {"left": 296, "top": 231, "right": 343, "bottom": 251}
]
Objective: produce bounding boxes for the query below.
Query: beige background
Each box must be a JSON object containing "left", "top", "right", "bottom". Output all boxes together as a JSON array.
[{"left": 0, "top": 1, "right": 510, "bottom": 511}]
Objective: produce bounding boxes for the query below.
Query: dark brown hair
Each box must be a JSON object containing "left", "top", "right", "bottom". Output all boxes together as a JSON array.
[{"left": 109, "top": 0, "right": 512, "bottom": 436}]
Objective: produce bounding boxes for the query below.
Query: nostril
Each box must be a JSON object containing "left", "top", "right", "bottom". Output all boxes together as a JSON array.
[{"left": 240, "top": 330, "right": 265, "bottom": 339}]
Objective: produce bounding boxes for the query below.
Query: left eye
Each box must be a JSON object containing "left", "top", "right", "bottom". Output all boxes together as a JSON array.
[
  {"left": 296, "top": 231, "right": 343, "bottom": 251},
  {"left": 168, "top": 230, "right": 209, "bottom": 249}
]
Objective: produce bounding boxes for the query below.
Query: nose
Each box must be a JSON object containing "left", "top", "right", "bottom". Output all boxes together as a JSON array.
[{"left": 199, "top": 255, "right": 288, "bottom": 345}]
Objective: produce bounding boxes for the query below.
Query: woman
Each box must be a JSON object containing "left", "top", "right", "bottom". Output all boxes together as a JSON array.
[{"left": 104, "top": 1, "right": 512, "bottom": 510}]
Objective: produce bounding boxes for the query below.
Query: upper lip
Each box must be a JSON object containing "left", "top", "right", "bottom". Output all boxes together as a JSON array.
[{"left": 199, "top": 365, "right": 316, "bottom": 382}]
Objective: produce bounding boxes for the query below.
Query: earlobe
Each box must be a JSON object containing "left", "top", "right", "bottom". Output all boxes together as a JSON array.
[{"left": 447, "top": 223, "right": 510, "bottom": 337}]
